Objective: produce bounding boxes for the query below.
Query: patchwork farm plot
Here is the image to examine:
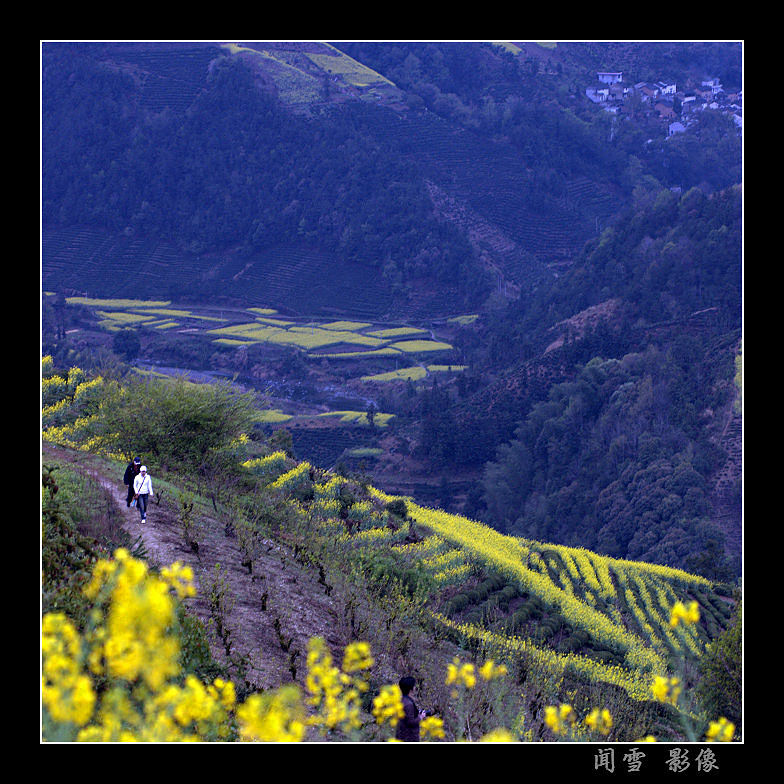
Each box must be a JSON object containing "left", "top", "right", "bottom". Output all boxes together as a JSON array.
[
  {"left": 208, "top": 318, "right": 454, "bottom": 358},
  {"left": 65, "top": 298, "right": 227, "bottom": 332},
  {"left": 66, "top": 297, "right": 465, "bottom": 364},
  {"left": 61, "top": 297, "right": 473, "bottom": 459},
  {"left": 360, "top": 365, "right": 467, "bottom": 383}
]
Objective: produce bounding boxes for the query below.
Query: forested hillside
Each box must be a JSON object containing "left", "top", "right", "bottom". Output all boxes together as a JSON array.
[
  {"left": 42, "top": 43, "right": 487, "bottom": 315},
  {"left": 425, "top": 185, "right": 742, "bottom": 578},
  {"left": 42, "top": 41, "right": 740, "bottom": 317}
]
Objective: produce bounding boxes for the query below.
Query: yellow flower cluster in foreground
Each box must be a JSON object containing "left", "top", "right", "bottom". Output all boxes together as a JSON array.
[
  {"left": 82, "top": 549, "right": 192, "bottom": 691},
  {"left": 543, "top": 703, "right": 613, "bottom": 740},
  {"left": 544, "top": 704, "right": 576, "bottom": 736},
  {"left": 421, "top": 715, "right": 446, "bottom": 739},
  {"left": 304, "top": 637, "right": 372, "bottom": 735},
  {"left": 585, "top": 708, "right": 613, "bottom": 736},
  {"left": 371, "top": 684, "right": 405, "bottom": 728},
  {"left": 446, "top": 658, "right": 477, "bottom": 690},
  {"left": 41, "top": 614, "right": 96, "bottom": 727},
  {"left": 706, "top": 717, "right": 735, "bottom": 743},
  {"left": 42, "top": 548, "right": 736, "bottom": 743},
  {"left": 650, "top": 626, "right": 684, "bottom": 705},
  {"left": 237, "top": 686, "right": 305, "bottom": 742},
  {"left": 43, "top": 549, "right": 521, "bottom": 742},
  {"left": 669, "top": 600, "right": 700, "bottom": 628},
  {"left": 42, "top": 549, "right": 238, "bottom": 741}
]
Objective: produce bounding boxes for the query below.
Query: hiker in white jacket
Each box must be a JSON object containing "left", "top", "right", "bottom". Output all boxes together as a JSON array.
[{"left": 133, "top": 465, "right": 154, "bottom": 522}]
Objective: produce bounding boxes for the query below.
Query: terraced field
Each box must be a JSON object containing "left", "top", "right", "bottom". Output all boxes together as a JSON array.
[
  {"left": 225, "top": 41, "right": 403, "bottom": 107},
  {"left": 356, "top": 486, "right": 732, "bottom": 702},
  {"left": 101, "top": 42, "right": 224, "bottom": 116},
  {"left": 59, "top": 296, "right": 456, "bottom": 358},
  {"left": 74, "top": 298, "right": 457, "bottom": 365},
  {"left": 249, "top": 460, "right": 735, "bottom": 705},
  {"left": 42, "top": 226, "right": 197, "bottom": 298},
  {"left": 54, "top": 298, "right": 469, "bottom": 462}
]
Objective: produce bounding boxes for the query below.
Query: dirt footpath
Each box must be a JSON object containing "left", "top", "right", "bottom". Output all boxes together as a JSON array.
[{"left": 45, "top": 446, "right": 343, "bottom": 693}]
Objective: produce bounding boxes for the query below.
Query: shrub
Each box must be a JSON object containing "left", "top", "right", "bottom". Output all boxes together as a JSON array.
[
  {"left": 697, "top": 602, "right": 742, "bottom": 729},
  {"left": 242, "top": 451, "right": 290, "bottom": 484},
  {"left": 384, "top": 498, "right": 408, "bottom": 518},
  {"left": 41, "top": 465, "right": 100, "bottom": 629},
  {"left": 112, "top": 328, "right": 141, "bottom": 360},
  {"left": 94, "top": 375, "right": 257, "bottom": 477},
  {"left": 448, "top": 593, "right": 470, "bottom": 614}
]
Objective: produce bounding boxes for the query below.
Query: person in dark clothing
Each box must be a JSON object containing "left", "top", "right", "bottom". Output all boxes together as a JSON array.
[
  {"left": 123, "top": 457, "right": 141, "bottom": 507},
  {"left": 395, "top": 676, "right": 425, "bottom": 742}
]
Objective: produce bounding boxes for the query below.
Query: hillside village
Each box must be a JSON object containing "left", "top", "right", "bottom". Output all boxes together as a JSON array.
[{"left": 585, "top": 72, "right": 742, "bottom": 138}]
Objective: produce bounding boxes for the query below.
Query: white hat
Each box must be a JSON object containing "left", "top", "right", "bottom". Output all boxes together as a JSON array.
[{"left": 140, "top": 465, "right": 148, "bottom": 472}]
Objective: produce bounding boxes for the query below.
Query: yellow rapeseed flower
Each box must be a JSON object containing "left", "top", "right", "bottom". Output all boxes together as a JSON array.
[
  {"left": 420, "top": 715, "right": 446, "bottom": 740},
  {"left": 372, "top": 684, "right": 404, "bottom": 727},
  {"left": 669, "top": 600, "right": 700, "bottom": 628},
  {"left": 479, "top": 660, "right": 508, "bottom": 681},
  {"left": 160, "top": 561, "right": 197, "bottom": 599},
  {"left": 585, "top": 708, "right": 613, "bottom": 736},
  {"left": 237, "top": 686, "right": 305, "bottom": 742},
  {"left": 479, "top": 728, "right": 516, "bottom": 742},
  {"left": 79, "top": 549, "right": 182, "bottom": 692},
  {"left": 82, "top": 558, "right": 119, "bottom": 600},
  {"left": 304, "top": 637, "right": 367, "bottom": 733},
  {"left": 41, "top": 614, "right": 96, "bottom": 726},
  {"left": 208, "top": 678, "right": 236, "bottom": 711},
  {"left": 706, "top": 717, "right": 735, "bottom": 743},
  {"left": 46, "top": 550, "right": 310, "bottom": 742},
  {"left": 341, "top": 641, "right": 374, "bottom": 674},
  {"left": 446, "top": 657, "right": 476, "bottom": 689},
  {"left": 651, "top": 675, "right": 669, "bottom": 701},
  {"left": 544, "top": 704, "right": 576, "bottom": 736},
  {"left": 651, "top": 675, "right": 681, "bottom": 706}
]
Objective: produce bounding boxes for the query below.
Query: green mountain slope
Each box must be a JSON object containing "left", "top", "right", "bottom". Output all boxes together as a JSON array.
[
  {"left": 42, "top": 357, "right": 739, "bottom": 741},
  {"left": 40, "top": 41, "right": 637, "bottom": 317}
]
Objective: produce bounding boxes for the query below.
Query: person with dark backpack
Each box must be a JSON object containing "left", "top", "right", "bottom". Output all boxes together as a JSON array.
[
  {"left": 395, "top": 676, "right": 426, "bottom": 742},
  {"left": 123, "top": 457, "right": 142, "bottom": 507}
]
